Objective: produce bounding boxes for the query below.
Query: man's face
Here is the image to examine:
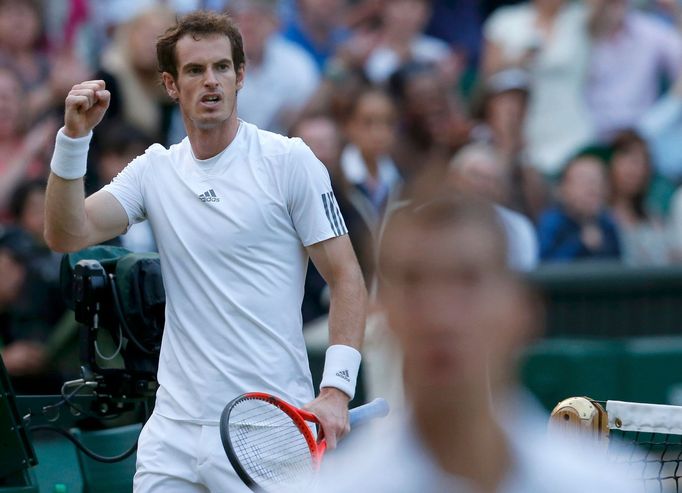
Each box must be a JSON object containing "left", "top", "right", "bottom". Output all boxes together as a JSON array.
[
  {"left": 379, "top": 219, "right": 532, "bottom": 399},
  {"left": 163, "top": 34, "right": 244, "bottom": 131},
  {"left": 561, "top": 157, "right": 608, "bottom": 220}
]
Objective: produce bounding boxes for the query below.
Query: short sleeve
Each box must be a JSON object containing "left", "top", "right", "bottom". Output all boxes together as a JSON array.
[
  {"left": 286, "top": 139, "right": 348, "bottom": 246},
  {"left": 101, "top": 152, "right": 150, "bottom": 226}
]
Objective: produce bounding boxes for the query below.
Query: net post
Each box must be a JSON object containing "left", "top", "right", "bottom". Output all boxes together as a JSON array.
[{"left": 548, "top": 396, "right": 609, "bottom": 451}]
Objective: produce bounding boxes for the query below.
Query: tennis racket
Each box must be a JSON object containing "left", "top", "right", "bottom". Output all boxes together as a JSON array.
[{"left": 220, "top": 392, "right": 389, "bottom": 492}]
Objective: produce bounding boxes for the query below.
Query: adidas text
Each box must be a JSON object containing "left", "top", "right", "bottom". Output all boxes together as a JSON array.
[{"left": 336, "top": 369, "right": 351, "bottom": 382}]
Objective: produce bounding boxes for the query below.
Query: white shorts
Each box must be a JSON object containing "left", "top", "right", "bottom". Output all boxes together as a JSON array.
[{"left": 134, "top": 411, "right": 250, "bottom": 493}]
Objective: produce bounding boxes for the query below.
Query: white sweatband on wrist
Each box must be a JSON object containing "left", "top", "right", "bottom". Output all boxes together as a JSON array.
[
  {"left": 49, "top": 127, "right": 92, "bottom": 180},
  {"left": 319, "top": 344, "right": 362, "bottom": 400}
]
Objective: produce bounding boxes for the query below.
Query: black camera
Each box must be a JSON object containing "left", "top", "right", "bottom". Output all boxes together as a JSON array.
[{"left": 62, "top": 247, "right": 166, "bottom": 402}]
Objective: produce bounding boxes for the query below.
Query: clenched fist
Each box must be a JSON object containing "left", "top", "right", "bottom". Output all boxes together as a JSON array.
[{"left": 63, "top": 80, "right": 111, "bottom": 138}]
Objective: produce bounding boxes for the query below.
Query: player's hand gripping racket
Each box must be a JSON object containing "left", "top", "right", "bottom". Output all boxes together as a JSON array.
[{"left": 220, "top": 392, "right": 389, "bottom": 492}]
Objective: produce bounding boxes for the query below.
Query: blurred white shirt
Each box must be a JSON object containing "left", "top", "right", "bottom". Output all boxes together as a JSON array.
[{"left": 312, "top": 393, "right": 642, "bottom": 493}]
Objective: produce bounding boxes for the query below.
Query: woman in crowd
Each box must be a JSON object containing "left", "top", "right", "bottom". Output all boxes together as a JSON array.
[{"left": 608, "top": 130, "right": 674, "bottom": 265}]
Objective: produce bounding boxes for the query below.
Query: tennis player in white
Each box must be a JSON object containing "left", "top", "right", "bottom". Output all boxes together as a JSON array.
[{"left": 44, "top": 10, "right": 367, "bottom": 492}]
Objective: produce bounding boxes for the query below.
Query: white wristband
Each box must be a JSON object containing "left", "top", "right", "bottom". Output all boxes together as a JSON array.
[
  {"left": 50, "top": 127, "right": 92, "bottom": 180},
  {"left": 319, "top": 344, "right": 361, "bottom": 400}
]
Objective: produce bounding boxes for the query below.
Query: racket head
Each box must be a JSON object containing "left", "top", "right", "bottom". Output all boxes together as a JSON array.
[{"left": 220, "top": 392, "right": 321, "bottom": 492}]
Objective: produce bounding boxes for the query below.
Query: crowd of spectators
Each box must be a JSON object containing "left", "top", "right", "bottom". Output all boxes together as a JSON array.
[{"left": 3, "top": 0, "right": 682, "bottom": 390}]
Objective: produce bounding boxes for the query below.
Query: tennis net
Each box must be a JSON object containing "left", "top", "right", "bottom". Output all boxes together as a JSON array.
[{"left": 551, "top": 398, "right": 682, "bottom": 493}]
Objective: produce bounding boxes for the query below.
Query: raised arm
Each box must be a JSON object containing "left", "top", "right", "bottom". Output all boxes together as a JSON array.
[
  {"left": 303, "top": 234, "right": 367, "bottom": 449},
  {"left": 44, "top": 80, "right": 129, "bottom": 252}
]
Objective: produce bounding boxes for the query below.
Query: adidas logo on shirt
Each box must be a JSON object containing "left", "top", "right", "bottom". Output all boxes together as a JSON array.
[
  {"left": 336, "top": 369, "right": 351, "bottom": 382},
  {"left": 199, "top": 189, "right": 220, "bottom": 203}
]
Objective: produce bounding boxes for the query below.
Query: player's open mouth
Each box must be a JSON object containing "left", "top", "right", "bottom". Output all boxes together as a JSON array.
[{"left": 200, "top": 94, "right": 222, "bottom": 106}]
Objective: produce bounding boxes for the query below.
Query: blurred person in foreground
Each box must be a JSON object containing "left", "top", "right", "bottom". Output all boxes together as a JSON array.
[
  {"left": 311, "top": 182, "right": 640, "bottom": 493},
  {"left": 44, "top": 10, "right": 366, "bottom": 491},
  {"left": 537, "top": 149, "right": 621, "bottom": 262},
  {"left": 230, "top": 0, "right": 320, "bottom": 134}
]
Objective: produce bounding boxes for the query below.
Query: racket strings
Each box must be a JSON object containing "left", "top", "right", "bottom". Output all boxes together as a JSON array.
[{"left": 229, "top": 399, "right": 315, "bottom": 488}]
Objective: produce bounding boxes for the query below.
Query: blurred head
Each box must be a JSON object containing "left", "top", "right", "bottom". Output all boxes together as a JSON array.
[
  {"left": 230, "top": 0, "right": 280, "bottom": 63},
  {"left": 481, "top": 69, "right": 529, "bottom": 154},
  {"left": 0, "top": 67, "right": 24, "bottom": 139},
  {"left": 125, "top": 7, "right": 176, "bottom": 74},
  {"left": 0, "top": 0, "right": 42, "bottom": 52},
  {"left": 344, "top": 87, "right": 397, "bottom": 159},
  {"left": 389, "top": 62, "right": 464, "bottom": 149},
  {"left": 448, "top": 143, "right": 510, "bottom": 204},
  {"left": 158, "top": 11, "right": 246, "bottom": 131},
  {"left": 378, "top": 180, "right": 537, "bottom": 402},
  {"left": 290, "top": 114, "right": 343, "bottom": 173},
  {"left": 297, "top": 0, "right": 346, "bottom": 31},
  {"left": 609, "top": 130, "right": 650, "bottom": 217},
  {"left": 381, "top": 0, "right": 431, "bottom": 37},
  {"left": 96, "top": 120, "right": 153, "bottom": 184},
  {"left": 559, "top": 152, "right": 609, "bottom": 220},
  {"left": 10, "top": 178, "right": 46, "bottom": 243}
]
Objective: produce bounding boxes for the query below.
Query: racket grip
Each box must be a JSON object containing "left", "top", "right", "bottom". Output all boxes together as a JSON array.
[{"left": 348, "top": 398, "right": 390, "bottom": 427}]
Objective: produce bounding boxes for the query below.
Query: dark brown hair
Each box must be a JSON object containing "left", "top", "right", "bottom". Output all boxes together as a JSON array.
[
  {"left": 156, "top": 10, "right": 245, "bottom": 80},
  {"left": 610, "top": 129, "right": 651, "bottom": 221}
]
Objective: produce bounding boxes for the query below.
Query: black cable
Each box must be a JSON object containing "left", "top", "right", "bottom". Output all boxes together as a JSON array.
[
  {"left": 29, "top": 425, "right": 138, "bottom": 463},
  {"left": 108, "top": 274, "right": 156, "bottom": 355}
]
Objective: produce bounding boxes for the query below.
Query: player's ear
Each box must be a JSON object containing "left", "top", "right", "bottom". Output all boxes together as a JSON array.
[
  {"left": 236, "top": 64, "right": 245, "bottom": 93},
  {"left": 162, "top": 72, "right": 179, "bottom": 101}
]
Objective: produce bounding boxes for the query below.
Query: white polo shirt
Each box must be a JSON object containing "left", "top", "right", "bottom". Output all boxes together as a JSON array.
[{"left": 103, "top": 120, "right": 347, "bottom": 423}]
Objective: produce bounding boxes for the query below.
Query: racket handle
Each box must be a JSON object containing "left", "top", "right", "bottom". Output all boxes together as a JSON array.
[{"left": 349, "top": 398, "right": 390, "bottom": 427}]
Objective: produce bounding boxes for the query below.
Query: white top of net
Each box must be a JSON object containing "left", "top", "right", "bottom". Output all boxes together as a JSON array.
[{"left": 607, "top": 400, "right": 682, "bottom": 435}]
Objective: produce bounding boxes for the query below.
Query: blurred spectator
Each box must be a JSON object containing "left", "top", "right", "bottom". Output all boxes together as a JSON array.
[
  {"left": 0, "top": 0, "right": 49, "bottom": 115},
  {"left": 482, "top": 0, "right": 594, "bottom": 176},
  {"left": 0, "top": 0, "right": 89, "bottom": 122},
  {"left": 587, "top": 0, "right": 682, "bottom": 141},
  {"left": 230, "top": 0, "right": 320, "bottom": 134},
  {"left": 0, "top": 67, "right": 56, "bottom": 221},
  {"left": 282, "top": 0, "right": 350, "bottom": 72},
  {"left": 537, "top": 150, "right": 621, "bottom": 262},
  {"left": 0, "top": 225, "right": 62, "bottom": 394},
  {"left": 471, "top": 67, "right": 549, "bottom": 220},
  {"left": 637, "top": 75, "right": 682, "bottom": 182},
  {"left": 97, "top": 6, "right": 176, "bottom": 143},
  {"left": 363, "top": 0, "right": 452, "bottom": 84},
  {"left": 291, "top": 114, "right": 373, "bottom": 323},
  {"left": 669, "top": 185, "right": 682, "bottom": 261},
  {"left": 447, "top": 142, "right": 539, "bottom": 271},
  {"left": 389, "top": 61, "right": 473, "bottom": 176},
  {"left": 608, "top": 130, "right": 674, "bottom": 266},
  {"left": 424, "top": 0, "right": 483, "bottom": 71},
  {"left": 93, "top": 119, "right": 157, "bottom": 253},
  {"left": 8, "top": 179, "right": 68, "bottom": 334},
  {"left": 341, "top": 86, "right": 402, "bottom": 226}
]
